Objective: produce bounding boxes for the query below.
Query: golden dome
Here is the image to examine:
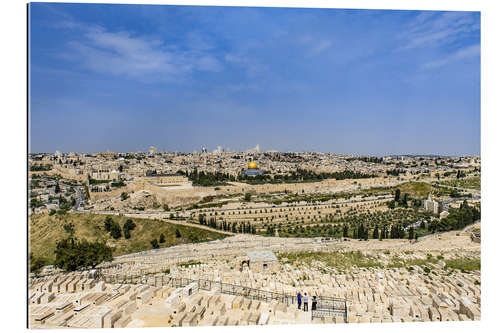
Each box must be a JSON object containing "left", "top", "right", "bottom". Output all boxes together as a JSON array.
[{"left": 248, "top": 161, "right": 258, "bottom": 169}]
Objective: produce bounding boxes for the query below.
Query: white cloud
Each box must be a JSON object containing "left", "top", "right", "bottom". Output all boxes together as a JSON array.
[
  {"left": 224, "top": 53, "right": 268, "bottom": 78},
  {"left": 399, "top": 11, "right": 479, "bottom": 50},
  {"left": 296, "top": 35, "right": 333, "bottom": 55},
  {"left": 311, "top": 40, "right": 332, "bottom": 54},
  {"left": 58, "top": 20, "right": 222, "bottom": 82},
  {"left": 421, "top": 43, "right": 480, "bottom": 69}
]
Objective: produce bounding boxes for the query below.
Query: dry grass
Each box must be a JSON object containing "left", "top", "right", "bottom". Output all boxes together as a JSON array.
[
  {"left": 278, "top": 250, "right": 384, "bottom": 269},
  {"left": 361, "top": 181, "right": 431, "bottom": 199},
  {"left": 29, "top": 212, "right": 227, "bottom": 262},
  {"left": 439, "top": 177, "right": 480, "bottom": 191}
]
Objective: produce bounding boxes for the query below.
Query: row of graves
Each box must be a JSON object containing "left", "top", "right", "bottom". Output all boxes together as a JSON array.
[
  {"left": 29, "top": 254, "right": 480, "bottom": 327},
  {"left": 29, "top": 268, "right": 346, "bottom": 328}
]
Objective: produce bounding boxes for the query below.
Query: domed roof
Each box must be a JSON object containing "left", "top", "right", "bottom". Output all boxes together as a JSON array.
[{"left": 248, "top": 161, "right": 258, "bottom": 169}]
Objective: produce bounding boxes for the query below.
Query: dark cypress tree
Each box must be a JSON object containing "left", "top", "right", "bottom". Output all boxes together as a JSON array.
[
  {"left": 408, "top": 227, "right": 414, "bottom": 240},
  {"left": 361, "top": 225, "right": 366, "bottom": 240},
  {"left": 104, "top": 216, "right": 113, "bottom": 232},
  {"left": 110, "top": 221, "right": 122, "bottom": 239},
  {"left": 373, "top": 225, "right": 379, "bottom": 239},
  {"left": 395, "top": 189, "right": 401, "bottom": 203},
  {"left": 150, "top": 239, "right": 159, "bottom": 249}
]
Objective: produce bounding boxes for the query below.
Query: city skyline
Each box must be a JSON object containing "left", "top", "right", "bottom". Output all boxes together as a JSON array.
[
  {"left": 29, "top": 3, "right": 480, "bottom": 156},
  {"left": 32, "top": 146, "right": 479, "bottom": 157}
]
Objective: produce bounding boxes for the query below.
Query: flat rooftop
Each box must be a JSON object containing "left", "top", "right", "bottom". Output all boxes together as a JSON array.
[{"left": 246, "top": 250, "right": 278, "bottom": 262}]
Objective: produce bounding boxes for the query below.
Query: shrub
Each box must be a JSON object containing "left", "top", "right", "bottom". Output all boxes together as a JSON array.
[
  {"left": 29, "top": 253, "right": 48, "bottom": 274},
  {"left": 110, "top": 222, "right": 122, "bottom": 239},
  {"left": 54, "top": 237, "right": 112, "bottom": 271},
  {"left": 123, "top": 219, "right": 136, "bottom": 232},
  {"left": 104, "top": 216, "right": 113, "bottom": 232},
  {"left": 150, "top": 239, "right": 159, "bottom": 249}
]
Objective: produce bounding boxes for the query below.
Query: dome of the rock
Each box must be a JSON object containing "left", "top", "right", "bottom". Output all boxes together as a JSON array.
[{"left": 248, "top": 161, "right": 258, "bottom": 169}]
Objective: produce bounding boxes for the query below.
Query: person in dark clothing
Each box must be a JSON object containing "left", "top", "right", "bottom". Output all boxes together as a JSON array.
[
  {"left": 312, "top": 296, "right": 317, "bottom": 311},
  {"left": 297, "top": 291, "right": 302, "bottom": 310}
]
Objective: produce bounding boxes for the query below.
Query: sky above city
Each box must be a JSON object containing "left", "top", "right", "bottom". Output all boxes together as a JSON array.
[{"left": 29, "top": 3, "right": 480, "bottom": 155}]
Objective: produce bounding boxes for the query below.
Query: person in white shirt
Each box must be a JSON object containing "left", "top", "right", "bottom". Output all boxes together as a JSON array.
[{"left": 303, "top": 292, "right": 309, "bottom": 311}]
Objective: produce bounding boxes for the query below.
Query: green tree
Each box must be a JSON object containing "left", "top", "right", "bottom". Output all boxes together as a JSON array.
[
  {"left": 123, "top": 219, "right": 136, "bottom": 231},
  {"left": 175, "top": 229, "right": 181, "bottom": 238},
  {"left": 29, "top": 253, "right": 48, "bottom": 274},
  {"left": 150, "top": 238, "right": 159, "bottom": 249},
  {"left": 159, "top": 233, "right": 165, "bottom": 243},
  {"left": 110, "top": 221, "right": 122, "bottom": 239},
  {"left": 402, "top": 193, "right": 408, "bottom": 207},
  {"left": 394, "top": 189, "right": 401, "bottom": 202},
  {"left": 408, "top": 227, "right": 414, "bottom": 240},
  {"left": 121, "top": 218, "right": 135, "bottom": 239},
  {"left": 244, "top": 193, "right": 252, "bottom": 202},
  {"left": 54, "top": 237, "right": 112, "bottom": 271},
  {"left": 104, "top": 216, "right": 113, "bottom": 232},
  {"left": 83, "top": 239, "right": 113, "bottom": 268}
]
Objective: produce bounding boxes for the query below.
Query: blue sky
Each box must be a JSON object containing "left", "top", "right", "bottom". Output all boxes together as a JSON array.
[{"left": 29, "top": 3, "right": 480, "bottom": 155}]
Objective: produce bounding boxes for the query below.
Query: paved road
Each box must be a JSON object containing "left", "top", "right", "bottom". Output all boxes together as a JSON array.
[
  {"left": 72, "top": 187, "right": 84, "bottom": 211},
  {"left": 119, "top": 213, "right": 235, "bottom": 235}
]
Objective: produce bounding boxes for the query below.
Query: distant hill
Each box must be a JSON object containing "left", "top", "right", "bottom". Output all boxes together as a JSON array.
[{"left": 29, "top": 212, "right": 228, "bottom": 263}]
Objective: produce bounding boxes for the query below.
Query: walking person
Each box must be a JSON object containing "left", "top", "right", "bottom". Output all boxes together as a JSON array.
[
  {"left": 312, "top": 295, "right": 317, "bottom": 311},
  {"left": 297, "top": 291, "right": 302, "bottom": 310},
  {"left": 303, "top": 292, "right": 309, "bottom": 311}
]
